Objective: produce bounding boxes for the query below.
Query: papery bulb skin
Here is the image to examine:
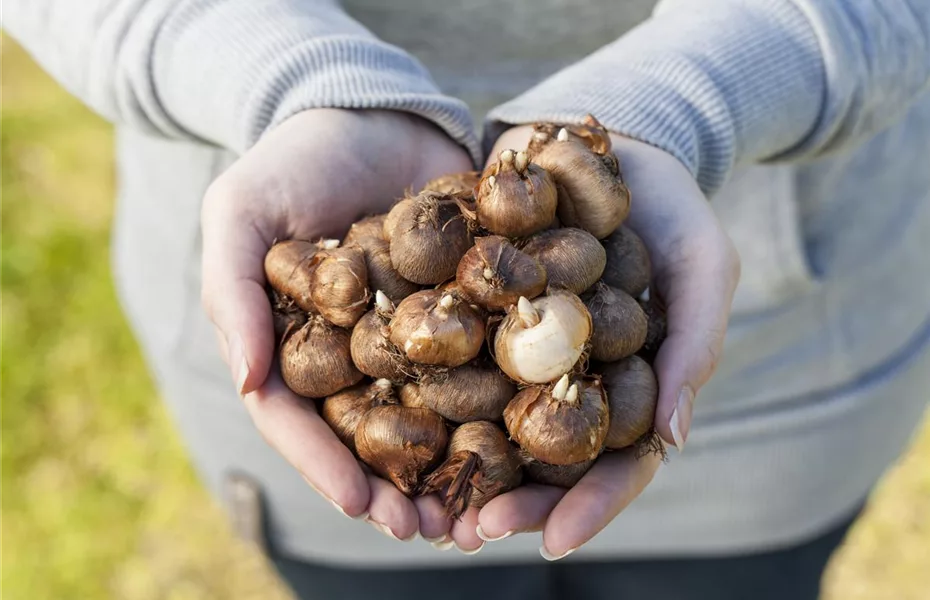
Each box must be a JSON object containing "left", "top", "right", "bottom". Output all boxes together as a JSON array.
[
  {"left": 350, "top": 234, "right": 420, "bottom": 304},
  {"left": 584, "top": 282, "right": 648, "bottom": 362},
  {"left": 599, "top": 356, "right": 658, "bottom": 450},
  {"left": 473, "top": 149, "right": 557, "bottom": 238},
  {"left": 494, "top": 291, "right": 592, "bottom": 384},
  {"left": 309, "top": 245, "right": 370, "bottom": 328},
  {"left": 264, "top": 239, "right": 321, "bottom": 312},
  {"left": 504, "top": 375, "right": 609, "bottom": 465},
  {"left": 602, "top": 226, "right": 651, "bottom": 298},
  {"left": 342, "top": 214, "right": 388, "bottom": 247},
  {"left": 636, "top": 297, "right": 668, "bottom": 365},
  {"left": 423, "top": 421, "right": 522, "bottom": 517},
  {"left": 350, "top": 302, "right": 410, "bottom": 381},
  {"left": 416, "top": 361, "right": 516, "bottom": 423},
  {"left": 388, "top": 192, "right": 474, "bottom": 284},
  {"left": 529, "top": 122, "right": 630, "bottom": 239},
  {"left": 279, "top": 317, "right": 363, "bottom": 398},
  {"left": 355, "top": 405, "right": 448, "bottom": 496},
  {"left": 423, "top": 171, "right": 481, "bottom": 196},
  {"left": 322, "top": 379, "right": 399, "bottom": 453},
  {"left": 456, "top": 236, "right": 547, "bottom": 311},
  {"left": 521, "top": 452, "right": 595, "bottom": 488},
  {"left": 520, "top": 228, "right": 605, "bottom": 295},
  {"left": 388, "top": 290, "right": 485, "bottom": 368}
]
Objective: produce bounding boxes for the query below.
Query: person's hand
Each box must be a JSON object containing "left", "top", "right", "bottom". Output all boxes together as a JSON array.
[
  {"left": 201, "top": 109, "right": 472, "bottom": 544},
  {"left": 458, "top": 126, "right": 741, "bottom": 558}
]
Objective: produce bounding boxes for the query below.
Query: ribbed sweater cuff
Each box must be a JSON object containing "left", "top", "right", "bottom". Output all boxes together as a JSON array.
[
  {"left": 153, "top": 4, "right": 480, "bottom": 162},
  {"left": 485, "top": 0, "right": 825, "bottom": 195}
]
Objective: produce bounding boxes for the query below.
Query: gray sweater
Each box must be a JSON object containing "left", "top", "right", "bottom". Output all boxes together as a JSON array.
[{"left": 7, "top": 0, "right": 930, "bottom": 565}]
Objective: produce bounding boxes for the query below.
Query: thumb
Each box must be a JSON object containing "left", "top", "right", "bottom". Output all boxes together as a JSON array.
[
  {"left": 652, "top": 233, "right": 740, "bottom": 450},
  {"left": 201, "top": 183, "right": 276, "bottom": 395}
]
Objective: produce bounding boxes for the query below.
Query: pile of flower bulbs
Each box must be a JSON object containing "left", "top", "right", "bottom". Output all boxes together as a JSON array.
[{"left": 265, "top": 115, "right": 667, "bottom": 517}]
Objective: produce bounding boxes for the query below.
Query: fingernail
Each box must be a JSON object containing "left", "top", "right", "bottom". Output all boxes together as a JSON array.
[
  {"left": 540, "top": 546, "right": 577, "bottom": 561},
  {"left": 365, "top": 517, "right": 415, "bottom": 542},
  {"left": 455, "top": 542, "right": 484, "bottom": 555},
  {"left": 669, "top": 385, "right": 694, "bottom": 451},
  {"left": 228, "top": 334, "right": 249, "bottom": 395},
  {"left": 426, "top": 534, "right": 454, "bottom": 551},
  {"left": 476, "top": 524, "right": 515, "bottom": 542}
]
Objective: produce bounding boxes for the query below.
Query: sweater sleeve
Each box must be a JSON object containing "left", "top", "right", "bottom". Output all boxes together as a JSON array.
[
  {"left": 485, "top": 0, "right": 930, "bottom": 195},
  {"left": 4, "top": 0, "right": 481, "bottom": 161}
]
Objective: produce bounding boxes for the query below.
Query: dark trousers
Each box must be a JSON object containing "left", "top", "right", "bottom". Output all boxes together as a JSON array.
[{"left": 270, "top": 509, "right": 859, "bottom": 600}]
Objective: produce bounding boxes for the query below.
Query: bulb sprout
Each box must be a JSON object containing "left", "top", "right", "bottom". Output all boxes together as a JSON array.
[
  {"left": 320, "top": 239, "right": 341, "bottom": 250},
  {"left": 565, "top": 383, "right": 579, "bottom": 405},
  {"left": 439, "top": 294, "right": 454, "bottom": 310},
  {"left": 487, "top": 175, "right": 496, "bottom": 188},
  {"left": 500, "top": 149, "right": 514, "bottom": 164},
  {"left": 374, "top": 378, "right": 392, "bottom": 391},
  {"left": 517, "top": 296, "right": 540, "bottom": 328},
  {"left": 482, "top": 267, "right": 495, "bottom": 281},
  {"left": 375, "top": 290, "right": 393, "bottom": 314},
  {"left": 514, "top": 151, "right": 529, "bottom": 173},
  {"left": 552, "top": 374, "right": 570, "bottom": 401},
  {"left": 557, "top": 128, "right": 570, "bottom": 142}
]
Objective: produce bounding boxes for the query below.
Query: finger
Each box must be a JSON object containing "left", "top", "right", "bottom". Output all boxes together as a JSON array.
[
  {"left": 364, "top": 475, "right": 419, "bottom": 542},
  {"left": 476, "top": 484, "right": 566, "bottom": 541},
  {"left": 540, "top": 448, "right": 662, "bottom": 560},
  {"left": 652, "top": 229, "right": 740, "bottom": 449},
  {"left": 449, "top": 507, "right": 483, "bottom": 554},
  {"left": 414, "top": 494, "right": 454, "bottom": 549},
  {"left": 242, "top": 372, "right": 370, "bottom": 518},
  {"left": 201, "top": 182, "right": 276, "bottom": 395}
]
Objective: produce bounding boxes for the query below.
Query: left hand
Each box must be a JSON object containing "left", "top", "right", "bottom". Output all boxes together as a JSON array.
[{"left": 449, "top": 125, "right": 740, "bottom": 558}]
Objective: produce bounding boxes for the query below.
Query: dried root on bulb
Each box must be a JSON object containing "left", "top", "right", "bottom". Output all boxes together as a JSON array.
[
  {"left": 503, "top": 374, "right": 609, "bottom": 465},
  {"left": 322, "top": 379, "right": 398, "bottom": 453},
  {"left": 388, "top": 289, "right": 485, "bottom": 368},
  {"left": 422, "top": 171, "right": 481, "bottom": 196},
  {"left": 469, "top": 149, "right": 557, "bottom": 238},
  {"left": 520, "top": 228, "right": 605, "bottom": 295},
  {"left": 584, "top": 282, "right": 648, "bottom": 362},
  {"left": 279, "top": 317, "right": 363, "bottom": 398},
  {"left": 456, "top": 236, "right": 547, "bottom": 311},
  {"left": 423, "top": 421, "right": 522, "bottom": 518},
  {"left": 270, "top": 289, "right": 307, "bottom": 344},
  {"left": 602, "top": 226, "right": 651, "bottom": 298},
  {"left": 355, "top": 405, "right": 448, "bottom": 496},
  {"left": 494, "top": 291, "right": 591, "bottom": 384},
  {"left": 388, "top": 192, "right": 473, "bottom": 284}
]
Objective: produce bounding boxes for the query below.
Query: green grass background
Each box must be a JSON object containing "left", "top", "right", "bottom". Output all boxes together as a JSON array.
[{"left": 2, "top": 35, "right": 928, "bottom": 599}]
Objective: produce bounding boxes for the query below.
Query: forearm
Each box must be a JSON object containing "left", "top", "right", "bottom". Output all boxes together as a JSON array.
[
  {"left": 5, "top": 0, "right": 480, "bottom": 160},
  {"left": 486, "top": 0, "right": 930, "bottom": 195}
]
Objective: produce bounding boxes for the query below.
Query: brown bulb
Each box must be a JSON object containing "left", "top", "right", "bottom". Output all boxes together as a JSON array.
[
  {"left": 600, "top": 356, "right": 658, "bottom": 450},
  {"left": 528, "top": 114, "right": 612, "bottom": 158},
  {"left": 422, "top": 171, "right": 481, "bottom": 196},
  {"left": 637, "top": 297, "right": 668, "bottom": 365},
  {"left": 521, "top": 451, "right": 595, "bottom": 488},
  {"left": 388, "top": 290, "right": 485, "bottom": 368},
  {"left": 388, "top": 192, "right": 474, "bottom": 284},
  {"left": 503, "top": 374, "right": 609, "bottom": 465},
  {"left": 584, "top": 283, "right": 648, "bottom": 362},
  {"left": 322, "top": 379, "right": 398, "bottom": 453},
  {"left": 264, "top": 239, "right": 324, "bottom": 312},
  {"left": 309, "top": 245, "right": 369, "bottom": 328},
  {"left": 398, "top": 382, "right": 428, "bottom": 409},
  {"left": 530, "top": 125, "right": 630, "bottom": 239},
  {"left": 355, "top": 405, "right": 448, "bottom": 496},
  {"left": 343, "top": 214, "right": 388, "bottom": 247},
  {"left": 350, "top": 296, "right": 410, "bottom": 381},
  {"left": 456, "top": 236, "right": 547, "bottom": 311},
  {"left": 423, "top": 421, "right": 522, "bottom": 517},
  {"left": 602, "top": 226, "right": 651, "bottom": 298},
  {"left": 416, "top": 361, "right": 516, "bottom": 423},
  {"left": 269, "top": 289, "right": 307, "bottom": 344},
  {"left": 351, "top": 234, "right": 420, "bottom": 304},
  {"left": 521, "top": 228, "right": 605, "bottom": 295},
  {"left": 279, "top": 317, "right": 363, "bottom": 398},
  {"left": 470, "top": 149, "right": 557, "bottom": 238},
  {"left": 383, "top": 197, "right": 414, "bottom": 242}
]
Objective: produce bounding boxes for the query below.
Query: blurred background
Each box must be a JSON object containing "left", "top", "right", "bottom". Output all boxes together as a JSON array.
[{"left": 2, "top": 34, "right": 928, "bottom": 599}]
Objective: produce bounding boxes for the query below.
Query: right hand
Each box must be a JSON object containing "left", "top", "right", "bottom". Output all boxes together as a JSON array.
[{"left": 200, "top": 109, "right": 474, "bottom": 545}]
